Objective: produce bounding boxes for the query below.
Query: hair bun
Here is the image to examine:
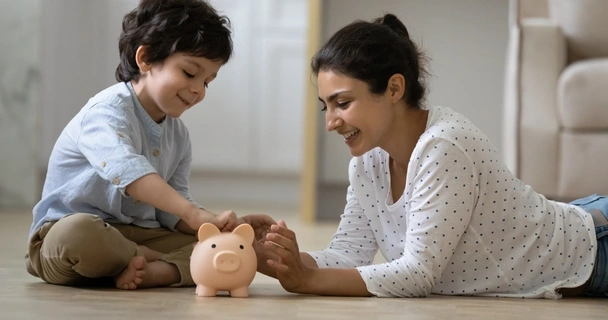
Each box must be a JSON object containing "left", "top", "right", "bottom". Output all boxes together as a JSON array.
[{"left": 376, "top": 13, "right": 410, "bottom": 40}]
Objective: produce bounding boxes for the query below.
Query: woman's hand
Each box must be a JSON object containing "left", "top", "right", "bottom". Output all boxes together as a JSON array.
[
  {"left": 264, "top": 220, "right": 313, "bottom": 293},
  {"left": 237, "top": 214, "right": 276, "bottom": 239},
  {"left": 238, "top": 214, "right": 279, "bottom": 277}
]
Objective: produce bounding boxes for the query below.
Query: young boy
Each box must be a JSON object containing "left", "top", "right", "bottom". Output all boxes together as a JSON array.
[{"left": 26, "top": 0, "right": 274, "bottom": 290}]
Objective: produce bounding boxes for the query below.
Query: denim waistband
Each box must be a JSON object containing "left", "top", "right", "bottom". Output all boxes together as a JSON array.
[{"left": 589, "top": 208, "right": 608, "bottom": 227}]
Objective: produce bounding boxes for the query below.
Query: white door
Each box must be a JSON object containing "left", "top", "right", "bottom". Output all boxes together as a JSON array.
[{"left": 183, "top": 0, "right": 308, "bottom": 175}]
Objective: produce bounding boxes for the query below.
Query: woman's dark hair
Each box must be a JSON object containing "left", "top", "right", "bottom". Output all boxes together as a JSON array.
[
  {"left": 116, "top": 0, "right": 233, "bottom": 82},
  {"left": 311, "top": 14, "right": 428, "bottom": 109}
]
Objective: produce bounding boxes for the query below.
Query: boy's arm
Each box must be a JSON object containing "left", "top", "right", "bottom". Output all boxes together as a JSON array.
[
  {"left": 77, "top": 103, "right": 218, "bottom": 231},
  {"left": 125, "top": 173, "right": 209, "bottom": 230},
  {"left": 155, "top": 133, "right": 203, "bottom": 230}
]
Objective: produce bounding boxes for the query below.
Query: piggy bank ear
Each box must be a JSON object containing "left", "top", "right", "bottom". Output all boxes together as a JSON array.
[
  {"left": 232, "top": 223, "right": 254, "bottom": 243},
  {"left": 197, "top": 223, "right": 221, "bottom": 242}
]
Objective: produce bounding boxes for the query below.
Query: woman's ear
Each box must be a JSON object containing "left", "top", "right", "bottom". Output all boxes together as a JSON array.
[
  {"left": 135, "top": 45, "right": 152, "bottom": 73},
  {"left": 386, "top": 73, "right": 405, "bottom": 103}
]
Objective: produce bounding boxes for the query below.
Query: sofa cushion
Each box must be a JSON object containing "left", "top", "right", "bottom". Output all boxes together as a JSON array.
[
  {"left": 557, "top": 58, "right": 608, "bottom": 130},
  {"left": 550, "top": 0, "right": 608, "bottom": 60},
  {"left": 558, "top": 132, "right": 608, "bottom": 199}
]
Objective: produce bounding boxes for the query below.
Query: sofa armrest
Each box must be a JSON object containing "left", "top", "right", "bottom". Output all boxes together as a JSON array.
[
  {"left": 517, "top": 0, "right": 550, "bottom": 21},
  {"left": 503, "top": 17, "right": 567, "bottom": 198}
]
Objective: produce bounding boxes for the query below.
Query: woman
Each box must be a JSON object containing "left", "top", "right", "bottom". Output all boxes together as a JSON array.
[{"left": 256, "top": 13, "right": 608, "bottom": 299}]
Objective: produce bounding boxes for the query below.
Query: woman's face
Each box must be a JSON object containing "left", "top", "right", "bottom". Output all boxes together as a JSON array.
[{"left": 317, "top": 71, "right": 395, "bottom": 156}]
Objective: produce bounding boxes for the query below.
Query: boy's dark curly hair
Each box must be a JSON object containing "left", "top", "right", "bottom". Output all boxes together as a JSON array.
[{"left": 115, "top": 0, "right": 233, "bottom": 82}]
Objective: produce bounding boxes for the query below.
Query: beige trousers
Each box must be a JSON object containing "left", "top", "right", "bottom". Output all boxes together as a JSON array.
[{"left": 25, "top": 213, "right": 196, "bottom": 287}]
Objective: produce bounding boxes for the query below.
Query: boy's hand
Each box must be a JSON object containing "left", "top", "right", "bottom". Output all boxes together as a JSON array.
[
  {"left": 182, "top": 208, "right": 232, "bottom": 231},
  {"left": 216, "top": 210, "right": 239, "bottom": 231},
  {"left": 176, "top": 210, "right": 239, "bottom": 235}
]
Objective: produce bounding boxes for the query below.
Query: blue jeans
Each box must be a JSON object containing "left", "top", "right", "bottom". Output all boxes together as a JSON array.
[{"left": 570, "top": 194, "right": 608, "bottom": 297}]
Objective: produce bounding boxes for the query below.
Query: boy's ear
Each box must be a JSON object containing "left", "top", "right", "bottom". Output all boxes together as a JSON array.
[{"left": 135, "top": 45, "right": 152, "bottom": 72}]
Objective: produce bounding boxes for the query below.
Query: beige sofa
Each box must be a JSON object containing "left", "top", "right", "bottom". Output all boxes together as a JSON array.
[{"left": 503, "top": 0, "right": 608, "bottom": 201}]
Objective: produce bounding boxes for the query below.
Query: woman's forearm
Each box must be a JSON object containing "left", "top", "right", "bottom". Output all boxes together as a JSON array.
[
  {"left": 294, "top": 253, "right": 371, "bottom": 296},
  {"left": 300, "top": 267, "right": 372, "bottom": 297},
  {"left": 300, "top": 252, "right": 319, "bottom": 268},
  {"left": 260, "top": 253, "right": 318, "bottom": 279}
]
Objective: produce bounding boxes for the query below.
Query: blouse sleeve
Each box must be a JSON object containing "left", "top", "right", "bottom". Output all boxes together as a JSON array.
[
  {"left": 308, "top": 170, "right": 379, "bottom": 268},
  {"left": 77, "top": 103, "right": 157, "bottom": 197}
]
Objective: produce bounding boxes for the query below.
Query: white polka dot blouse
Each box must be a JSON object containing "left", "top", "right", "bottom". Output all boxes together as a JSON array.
[{"left": 309, "top": 106, "right": 597, "bottom": 299}]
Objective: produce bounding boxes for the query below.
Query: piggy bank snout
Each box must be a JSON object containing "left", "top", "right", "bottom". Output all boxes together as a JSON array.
[{"left": 213, "top": 251, "right": 240, "bottom": 272}]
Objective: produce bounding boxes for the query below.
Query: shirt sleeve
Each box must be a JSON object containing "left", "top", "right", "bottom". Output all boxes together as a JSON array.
[
  {"left": 156, "top": 131, "right": 203, "bottom": 230},
  {"left": 357, "top": 138, "right": 476, "bottom": 297},
  {"left": 77, "top": 103, "right": 157, "bottom": 197},
  {"left": 308, "top": 184, "right": 379, "bottom": 268}
]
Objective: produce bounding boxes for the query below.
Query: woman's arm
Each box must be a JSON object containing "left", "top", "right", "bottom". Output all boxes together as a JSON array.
[
  {"left": 286, "top": 265, "right": 371, "bottom": 297},
  {"left": 308, "top": 184, "right": 379, "bottom": 268},
  {"left": 255, "top": 175, "right": 378, "bottom": 277},
  {"left": 266, "top": 139, "right": 477, "bottom": 297},
  {"left": 261, "top": 158, "right": 379, "bottom": 294},
  {"left": 264, "top": 220, "right": 372, "bottom": 296},
  {"left": 256, "top": 250, "right": 318, "bottom": 279}
]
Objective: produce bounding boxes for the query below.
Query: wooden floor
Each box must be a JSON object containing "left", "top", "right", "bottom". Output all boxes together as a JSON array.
[{"left": 1, "top": 207, "right": 606, "bottom": 319}]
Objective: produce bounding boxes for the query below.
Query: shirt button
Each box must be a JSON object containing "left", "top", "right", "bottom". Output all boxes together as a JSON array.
[
  {"left": 118, "top": 133, "right": 125, "bottom": 138},
  {"left": 153, "top": 149, "right": 160, "bottom": 157},
  {"left": 101, "top": 161, "right": 106, "bottom": 168},
  {"left": 112, "top": 178, "right": 120, "bottom": 185}
]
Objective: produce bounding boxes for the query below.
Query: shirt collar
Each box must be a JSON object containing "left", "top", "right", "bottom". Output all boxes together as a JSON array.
[{"left": 125, "top": 81, "right": 164, "bottom": 137}]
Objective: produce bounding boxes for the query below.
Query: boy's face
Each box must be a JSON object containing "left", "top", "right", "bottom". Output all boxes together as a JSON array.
[{"left": 136, "top": 52, "right": 223, "bottom": 123}]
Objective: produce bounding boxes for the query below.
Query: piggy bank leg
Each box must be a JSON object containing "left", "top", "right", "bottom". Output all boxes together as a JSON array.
[
  {"left": 196, "top": 284, "right": 217, "bottom": 297},
  {"left": 229, "top": 286, "right": 249, "bottom": 298}
]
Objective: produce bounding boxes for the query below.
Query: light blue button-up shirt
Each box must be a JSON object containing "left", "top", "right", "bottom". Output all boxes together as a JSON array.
[{"left": 30, "top": 82, "right": 201, "bottom": 237}]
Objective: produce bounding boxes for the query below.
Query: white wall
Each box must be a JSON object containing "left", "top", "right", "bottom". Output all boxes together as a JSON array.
[
  {"left": 0, "top": 0, "right": 40, "bottom": 209},
  {"left": 183, "top": 0, "right": 309, "bottom": 209},
  {"left": 39, "top": 1, "right": 132, "bottom": 172},
  {"left": 315, "top": 0, "right": 510, "bottom": 219}
]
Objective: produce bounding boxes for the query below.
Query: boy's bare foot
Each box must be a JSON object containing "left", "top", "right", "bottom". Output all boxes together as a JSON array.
[
  {"left": 115, "top": 256, "right": 181, "bottom": 290},
  {"left": 115, "top": 256, "right": 146, "bottom": 290},
  {"left": 138, "top": 245, "right": 163, "bottom": 262}
]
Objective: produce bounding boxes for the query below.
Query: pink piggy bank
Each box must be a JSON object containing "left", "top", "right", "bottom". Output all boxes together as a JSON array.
[{"left": 190, "top": 223, "right": 257, "bottom": 297}]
